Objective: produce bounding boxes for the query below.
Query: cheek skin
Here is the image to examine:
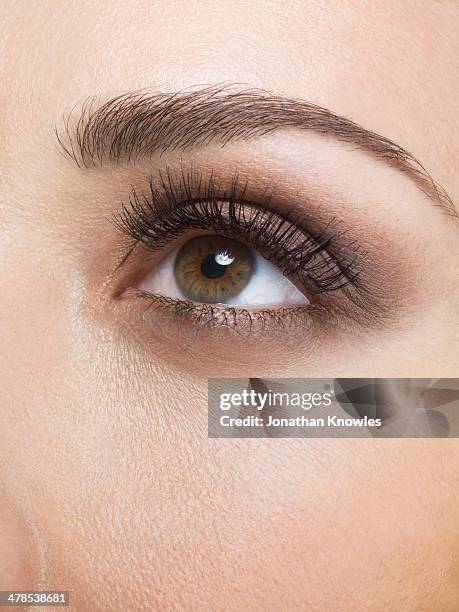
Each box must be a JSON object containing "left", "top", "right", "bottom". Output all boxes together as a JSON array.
[
  {"left": 0, "top": 501, "right": 39, "bottom": 590},
  {"left": 2, "top": 276, "right": 458, "bottom": 612}
]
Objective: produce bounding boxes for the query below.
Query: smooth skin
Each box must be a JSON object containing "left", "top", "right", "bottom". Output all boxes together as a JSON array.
[{"left": 0, "top": 1, "right": 458, "bottom": 610}]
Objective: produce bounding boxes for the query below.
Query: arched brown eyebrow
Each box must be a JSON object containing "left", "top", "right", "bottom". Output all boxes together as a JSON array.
[{"left": 56, "top": 85, "right": 456, "bottom": 217}]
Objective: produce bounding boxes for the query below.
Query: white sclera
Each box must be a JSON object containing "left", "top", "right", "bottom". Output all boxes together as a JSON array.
[{"left": 138, "top": 244, "right": 309, "bottom": 307}]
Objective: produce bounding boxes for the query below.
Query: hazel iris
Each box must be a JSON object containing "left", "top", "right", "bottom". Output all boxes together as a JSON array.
[{"left": 174, "top": 235, "right": 254, "bottom": 303}]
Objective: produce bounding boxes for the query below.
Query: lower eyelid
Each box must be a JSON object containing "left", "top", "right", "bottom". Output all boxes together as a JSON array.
[{"left": 125, "top": 290, "right": 325, "bottom": 340}]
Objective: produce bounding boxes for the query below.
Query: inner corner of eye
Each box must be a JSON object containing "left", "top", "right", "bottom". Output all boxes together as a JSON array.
[{"left": 135, "top": 235, "right": 310, "bottom": 308}]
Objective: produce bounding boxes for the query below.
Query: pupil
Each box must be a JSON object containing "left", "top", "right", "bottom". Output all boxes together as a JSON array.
[{"left": 201, "top": 253, "right": 231, "bottom": 279}]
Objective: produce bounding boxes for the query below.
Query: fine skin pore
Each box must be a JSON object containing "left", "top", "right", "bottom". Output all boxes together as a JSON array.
[{"left": 0, "top": 1, "right": 459, "bottom": 611}]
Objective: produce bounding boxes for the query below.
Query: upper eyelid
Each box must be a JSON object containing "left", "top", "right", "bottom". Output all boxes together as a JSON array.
[
  {"left": 114, "top": 167, "right": 328, "bottom": 247},
  {"left": 114, "top": 166, "right": 354, "bottom": 251},
  {"left": 56, "top": 84, "right": 457, "bottom": 218},
  {"left": 113, "top": 169, "right": 361, "bottom": 296}
]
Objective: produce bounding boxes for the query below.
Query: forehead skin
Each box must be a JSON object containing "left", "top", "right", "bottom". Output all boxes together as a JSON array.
[{"left": 0, "top": 1, "right": 458, "bottom": 611}]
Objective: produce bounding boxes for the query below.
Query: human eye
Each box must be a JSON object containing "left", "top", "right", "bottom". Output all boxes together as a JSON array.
[
  {"left": 139, "top": 234, "right": 310, "bottom": 308},
  {"left": 111, "top": 166, "right": 369, "bottom": 338}
]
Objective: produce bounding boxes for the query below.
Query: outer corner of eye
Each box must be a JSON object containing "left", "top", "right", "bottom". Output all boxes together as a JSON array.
[{"left": 136, "top": 235, "right": 310, "bottom": 309}]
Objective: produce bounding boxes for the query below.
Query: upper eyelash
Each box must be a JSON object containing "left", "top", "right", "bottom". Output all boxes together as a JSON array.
[{"left": 113, "top": 166, "right": 360, "bottom": 294}]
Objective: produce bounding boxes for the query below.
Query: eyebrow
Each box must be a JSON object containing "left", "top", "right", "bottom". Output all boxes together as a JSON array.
[{"left": 56, "top": 85, "right": 456, "bottom": 216}]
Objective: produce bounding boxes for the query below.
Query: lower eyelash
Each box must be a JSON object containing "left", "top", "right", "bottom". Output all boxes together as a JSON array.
[
  {"left": 113, "top": 167, "right": 360, "bottom": 296},
  {"left": 128, "top": 290, "right": 333, "bottom": 337}
]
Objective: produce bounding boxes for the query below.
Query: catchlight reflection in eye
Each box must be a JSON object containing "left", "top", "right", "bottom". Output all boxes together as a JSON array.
[{"left": 138, "top": 235, "right": 309, "bottom": 308}]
